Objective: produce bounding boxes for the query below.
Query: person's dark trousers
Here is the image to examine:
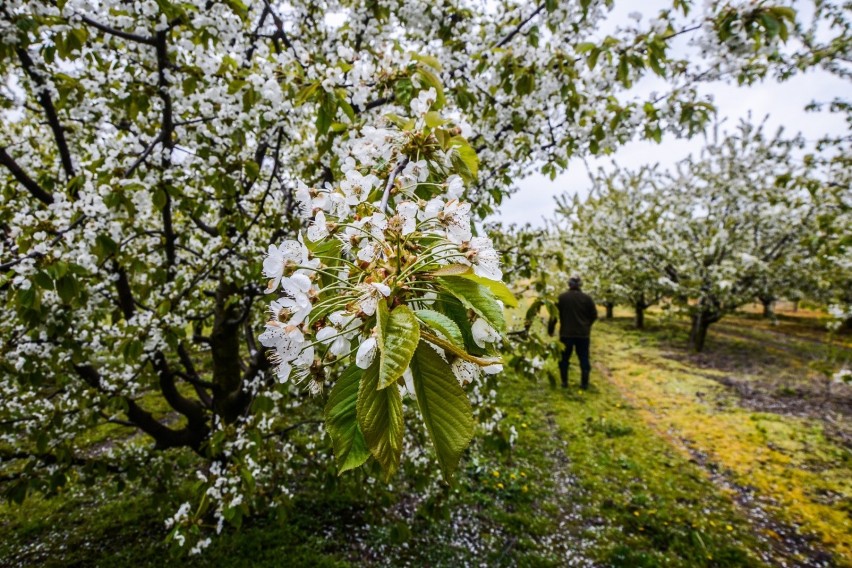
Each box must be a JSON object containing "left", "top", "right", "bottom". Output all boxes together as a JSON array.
[{"left": 559, "top": 337, "right": 591, "bottom": 389}]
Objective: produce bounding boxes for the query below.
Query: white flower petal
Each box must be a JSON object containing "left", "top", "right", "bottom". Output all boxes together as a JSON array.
[{"left": 356, "top": 336, "right": 378, "bottom": 369}]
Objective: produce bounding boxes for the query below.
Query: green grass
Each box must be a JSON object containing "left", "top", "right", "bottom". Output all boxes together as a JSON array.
[
  {"left": 4, "top": 311, "right": 848, "bottom": 566},
  {"left": 593, "top": 313, "right": 851, "bottom": 565},
  {"left": 498, "top": 368, "right": 768, "bottom": 567}
]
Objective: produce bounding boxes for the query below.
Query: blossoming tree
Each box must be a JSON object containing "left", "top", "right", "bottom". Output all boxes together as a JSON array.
[
  {"left": 0, "top": 0, "right": 834, "bottom": 548},
  {"left": 651, "top": 121, "right": 837, "bottom": 351},
  {"left": 556, "top": 165, "right": 674, "bottom": 329}
]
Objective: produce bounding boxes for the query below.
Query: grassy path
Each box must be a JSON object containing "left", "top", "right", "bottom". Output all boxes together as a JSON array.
[{"left": 499, "top": 355, "right": 771, "bottom": 566}]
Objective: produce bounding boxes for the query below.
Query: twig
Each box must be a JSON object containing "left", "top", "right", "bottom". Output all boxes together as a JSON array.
[{"left": 380, "top": 158, "right": 409, "bottom": 213}]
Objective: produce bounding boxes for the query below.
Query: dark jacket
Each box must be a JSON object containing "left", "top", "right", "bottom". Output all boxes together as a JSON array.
[{"left": 549, "top": 289, "right": 598, "bottom": 338}]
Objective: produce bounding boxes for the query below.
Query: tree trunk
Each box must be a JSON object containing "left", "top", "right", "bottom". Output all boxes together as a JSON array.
[
  {"left": 211, "top": 280, "right": 250, "bottom": 423},
  {"left": 635, "top": 303, "right": 645, "bottom": 329},
  {"left": 689, "top": 315, "right": 713, "bottom": 352},
  {"left": 605, "top": 302, "right": 614, "bottom": 319},
  {"left": 634, "top": 293, "right": 646, "bottom": 329},
  {"left": 792, "top": 300, "right": 799, "bottom": 313},
  {"left": 760, "top": 297, "right": 775, "bottom": 319}
]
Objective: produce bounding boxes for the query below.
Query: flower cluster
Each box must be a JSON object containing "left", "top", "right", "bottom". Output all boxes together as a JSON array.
[{"left": 260, "top": 92, "right": 514, "bottom": 479}]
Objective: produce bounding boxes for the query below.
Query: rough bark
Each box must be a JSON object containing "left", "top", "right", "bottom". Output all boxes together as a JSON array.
[{"left": 211, "top": 280, "right": 251, "bottom": 423}]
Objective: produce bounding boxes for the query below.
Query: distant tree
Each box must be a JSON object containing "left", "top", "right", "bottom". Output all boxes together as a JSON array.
[
  {"left": 557, "top": 166, "right": 674, "bottom": 329},
  {"left": 658, "top": 120, "right": 833, "bottom": 351}
]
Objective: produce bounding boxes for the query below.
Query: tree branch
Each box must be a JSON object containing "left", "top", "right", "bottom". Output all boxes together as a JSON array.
[
  {"left": 16, "top": 48, "right": 75, "bottom": 181},
  {"left": 0, "top": 147, "right": 54, "bottom": 205},
  {"left": 124, "top": 132, "right": 163, "bottom": 177},
  {"left": 495, "top": 3, "right": 546, "bottom": 48},
  {"left": 78, "top": 15, "right": 157, "bottom": 45},
  {"left": 154, "top": 30, "right": 177, "bottom": 275},
  {"left": 73, "top": 363, "right": 201, "bottom": 450}
]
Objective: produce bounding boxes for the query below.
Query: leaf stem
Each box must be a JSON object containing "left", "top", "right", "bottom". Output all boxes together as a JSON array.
[{"left": 420, "top": 330, "right": 502, "bottom": 367}]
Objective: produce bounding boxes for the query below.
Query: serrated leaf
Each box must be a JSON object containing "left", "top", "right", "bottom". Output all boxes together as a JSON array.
[
  {"left": 325, "top": 365, "right": 371, "bottom": 474},
  {"left": 410, "top": 341, "right": 474, "bottom": 481},
  {"left": 376, "top": 302, "right": 420, "bottom": 389},
  {"left": 456, "top": 272, "right": 518, "bottom": 308},
  {"left": 415, "top": 309, "right": 464, "bottom": 346},
  {"left": 438, "top": 276, "right": 506, "bottom": 333},
  {"left": 357, "top": 359, "right": 404, "bottom": 480}
]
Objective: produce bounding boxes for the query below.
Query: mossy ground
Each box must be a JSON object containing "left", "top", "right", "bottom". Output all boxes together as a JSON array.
[{"left": 2, "top": 308, "right": 849, "bottom": 566}]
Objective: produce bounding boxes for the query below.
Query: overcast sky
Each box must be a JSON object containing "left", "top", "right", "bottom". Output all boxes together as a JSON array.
[{"left": 493, "top": 1, "right": 850, "bottom": 227}]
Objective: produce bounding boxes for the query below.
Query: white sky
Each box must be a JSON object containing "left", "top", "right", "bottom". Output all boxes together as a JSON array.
[{"left": 493, "top": 1, "right": 851, "bottom": 227}]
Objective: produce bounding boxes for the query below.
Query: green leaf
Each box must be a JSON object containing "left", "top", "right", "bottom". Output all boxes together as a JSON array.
[
  {"left": 575, "top": 42, "right": 597, "bottom": 53},
  {"left": 56, "top": 275, "right": 78, "bottom": 303},
  {"left": 223, "top": 0, "right": 248, "bottom": 18},
  {"left": 17, "top": 286, "right": 39, "bottom": 310},
  {"left": 457, "top": 273, "right": 518, "bottom": 308},
  {"left": 228, "top": 78, "right": 247, "bottom": 94},
  {"left": 384, "top": 113, "right": 413, "bottom": 129},
  {"left": 588, "top": 47, "right": 601, "bottom": 70},
  {"left": 617, "top": 55, "right": 630, "bottom": 87},
  {"left": 156, "top": 299, "right": 171, "bottom": 316},
  {"left": 410, "top": 52, "right": 442, "bottom": 71},
  {"left": 424, "top": 111, "right": 447, "bottom": 128},
  {"left": 295, "top": 81, "right": 321, "bottom": 106},
  {"left": 244, "top": 160, "right": 260, "bottom": 180},
  {"left": 416, "top": 67, "right": 446, "bottom": 109},
  {"left": 338, "top": 97, "right": 356, "bottom": 122},
  {"left": 376, "top": 301, "right": 420, "bottom": 390},
  {"left": 33, "top": 271, "right": 53, "bottom": 290},
  {"left": 433, "top": 296, "right": 481, "bottom": 355},
  {"left": 410, "top": 341, "right": 474, "bottom": 480},
  {"left": 325, "top": 365, "right": 371, "bottom": 474},
  {"left": 415, "top": 309, "right": 464, "bottom": 347},
  {"left": 449, "top": 136, "right": 479, "bottom": 181},
  {"left": 357, "top": 359, "right": 404, "bottom": 480},
  {"left": 152, "top": 187, "right": 167, "bottom": 210},
  {"left": 438, "top": 276, "right": 506, "bottom": 333},
  {"left": 430, "top": 263, "right": 472, "bottom": 277}
]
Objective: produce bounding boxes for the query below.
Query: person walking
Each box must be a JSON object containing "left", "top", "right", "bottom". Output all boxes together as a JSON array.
[{"left": 548, "top": 276, "right": 598, "bottom": 389}]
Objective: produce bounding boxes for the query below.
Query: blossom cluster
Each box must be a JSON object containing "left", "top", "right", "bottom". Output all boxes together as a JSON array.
[{"left": 260, "top": 89, "right": 505, "bottom": 397}]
